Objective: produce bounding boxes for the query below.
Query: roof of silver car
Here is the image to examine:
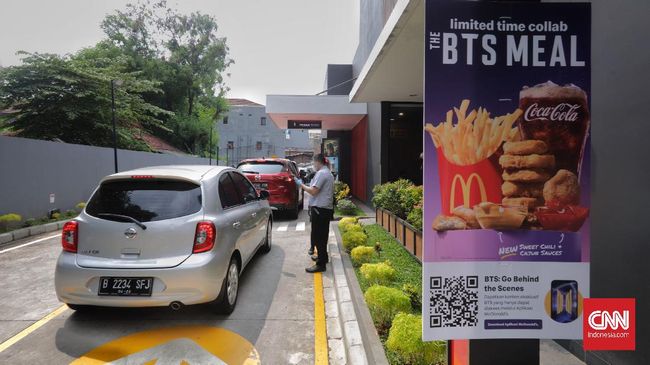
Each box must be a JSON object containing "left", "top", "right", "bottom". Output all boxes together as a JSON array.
[{"left": 102, "top": 165, "right": 231, "bottom": 184}]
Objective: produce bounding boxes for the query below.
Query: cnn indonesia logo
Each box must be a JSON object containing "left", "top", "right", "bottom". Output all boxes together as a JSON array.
[{"left": 583, "top": 298, "right": 635, "bottom": 351}]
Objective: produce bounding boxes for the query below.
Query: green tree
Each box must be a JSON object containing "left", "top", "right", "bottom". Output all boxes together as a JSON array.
[{"left": 0, "top": 50, "right": 171, "bottom": 149}]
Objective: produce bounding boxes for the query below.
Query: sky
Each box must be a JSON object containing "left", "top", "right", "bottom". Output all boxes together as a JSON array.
[{"left": 0, "top": 0, "right": 359, "bottom": 105}]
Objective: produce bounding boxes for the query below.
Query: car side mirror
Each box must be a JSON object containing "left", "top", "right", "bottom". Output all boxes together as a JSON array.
[{"left": 259, "top": 190, "right": 270, "bottom": 200}]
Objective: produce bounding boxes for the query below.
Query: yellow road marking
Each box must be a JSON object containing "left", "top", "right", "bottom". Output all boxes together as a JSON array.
[
  {"left": 70, "top": 325, "right": 260, "bottom": 364},
  {"left": 314, "top": 272, "right": 329, "bottom": 365},
  {"left": 0, "top": 305, "right": 67, "bottom": 353}
]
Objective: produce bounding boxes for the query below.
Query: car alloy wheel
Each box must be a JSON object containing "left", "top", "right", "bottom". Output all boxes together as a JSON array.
[{"left": 226, "top": 262, "right": 239, "bottom": 306}]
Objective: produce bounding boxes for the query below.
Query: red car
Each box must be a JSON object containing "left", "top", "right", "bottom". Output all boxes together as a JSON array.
[{"left": 237, "top": 158, "right": 304, "bottom": 218}]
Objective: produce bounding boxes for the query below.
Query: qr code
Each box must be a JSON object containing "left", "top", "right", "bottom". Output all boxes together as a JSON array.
[{"left": 429, "top": 276, "right": 479, "bottom": 328}]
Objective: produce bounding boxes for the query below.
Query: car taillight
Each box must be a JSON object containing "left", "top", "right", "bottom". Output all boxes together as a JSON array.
[
  {"left": 193, "top": 221, "right": 216, "bottom": 253},
  {"left": 61, "top": 221, "right": 78, "bottom": 253}
]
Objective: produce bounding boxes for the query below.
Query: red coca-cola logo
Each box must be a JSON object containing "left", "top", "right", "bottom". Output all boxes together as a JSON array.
[{"left": 524, "top": 103, "right": 581, "bottom": 122}]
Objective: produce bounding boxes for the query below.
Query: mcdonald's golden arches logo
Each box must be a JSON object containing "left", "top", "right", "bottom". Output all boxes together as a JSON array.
[{"left": 450, "top": 173, "right": 488, "bottom": 209}]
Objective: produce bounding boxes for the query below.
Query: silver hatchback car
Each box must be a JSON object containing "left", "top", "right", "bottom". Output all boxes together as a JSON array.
[{"left": 54, "top": 165, "right": 272, "bottom": 314}]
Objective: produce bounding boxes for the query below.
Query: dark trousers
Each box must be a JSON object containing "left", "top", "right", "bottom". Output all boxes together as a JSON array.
[{"left": 310, "top": 206, "right": 333, "bottom": 266}]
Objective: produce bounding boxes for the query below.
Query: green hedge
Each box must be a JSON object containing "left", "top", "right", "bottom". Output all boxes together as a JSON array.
[{"left": 372, "top": 179, "right": 423, "bottom": 229}]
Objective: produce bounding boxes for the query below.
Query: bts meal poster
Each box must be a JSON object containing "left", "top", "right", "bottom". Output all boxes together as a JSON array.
[{"left": 423, "top": 1, "right": 591, "bottom": 340}]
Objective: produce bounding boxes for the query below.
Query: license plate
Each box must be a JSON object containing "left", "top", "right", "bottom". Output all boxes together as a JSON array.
[
  {"left": 253, "top": 183, "right": 268, "bottom": 190},
  {"left": 98, "top": 277, "right": 153, "bottom": 296}
]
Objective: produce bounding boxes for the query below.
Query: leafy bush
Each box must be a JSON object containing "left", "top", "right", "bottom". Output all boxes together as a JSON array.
[
  {"left": 336, "top": 198, "right": 357, "bottom": 215},
  {"left": 64, "top": 210, "right": 78, "bottom": 218},
  {"left": 371, "top": 179, "right": 423, "bottom": 220},
  {"left": 0, "top": 213, "right": 22, "bottom": 231},
  {"left": 406, "top": 204, "right": 423, "bottom": 231},
  {"left": 386, "top": 313, "right": 447, "bottom": 365},
  {"left": 342, "top": 230, "right": 368, "bottom": 252},
  {"left": 334, "top": 181, "right": 351, "bottom": 204},
  {"left": 76, "top": 202, "right": 86, "bottom": 210},
  {"left": 51, "top": 212, "right": 61, "bottom": 220},
  {"left": 24, "top": 218, "right": 38, "bottom": 227},
  {"left": 338, "top": 217, "right": 359, "bottom": 233},
  {"left": 351, "top": 246, "right": 375, "bottom": 266},
  {"left": 364, "top": 285, "right": 411, "bottom": 331},
  {"left": 401, "top": 283, "right": 422, "bottom": 310},
  {"left": 360, "top": 261, "right": 396, "bottom": 285},
  {"left": 0, "top": 213, "right": 22, "bottom": 224}
]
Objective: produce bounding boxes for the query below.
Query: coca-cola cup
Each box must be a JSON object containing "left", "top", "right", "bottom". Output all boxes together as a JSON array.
[{"left": 518, "top": 81, "right": 590, "bottom": 175}]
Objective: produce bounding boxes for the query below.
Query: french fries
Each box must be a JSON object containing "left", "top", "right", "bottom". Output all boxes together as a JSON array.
[{"left": 425, "top": 100, "right": 523, "bottom": 165}]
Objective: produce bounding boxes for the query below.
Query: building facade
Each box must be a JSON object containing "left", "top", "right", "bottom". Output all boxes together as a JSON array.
[{"left": 216, "top": 99, "right": 311, "bottom": 166}]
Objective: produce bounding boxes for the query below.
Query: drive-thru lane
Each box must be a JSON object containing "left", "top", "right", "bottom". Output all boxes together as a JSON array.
[{"left": 0, "top": 208, "right": 321, "bottom": 364}]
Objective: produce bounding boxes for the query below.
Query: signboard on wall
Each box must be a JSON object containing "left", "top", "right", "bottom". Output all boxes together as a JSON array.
[
  {"left": 288, "top": 120, "right": 322, "bottom": 129},
  {"left": 423, "top": 1, "right": 591, "bottom": 340},
  {"left": 323, "top": 138, "right": 340, "bottom": 175}
]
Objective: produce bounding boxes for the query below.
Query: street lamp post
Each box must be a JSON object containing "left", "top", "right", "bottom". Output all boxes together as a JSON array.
[{"left": 110, "top": 80, "right": 123, "bottom": 173}]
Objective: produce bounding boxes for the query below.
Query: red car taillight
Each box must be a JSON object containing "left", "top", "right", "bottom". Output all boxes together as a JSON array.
[
  {"left": 61, "top": 221, "right": 78, "bottom": 253},
  {"left": 193, "top": 221, "right": 216, "bottom": 253}
]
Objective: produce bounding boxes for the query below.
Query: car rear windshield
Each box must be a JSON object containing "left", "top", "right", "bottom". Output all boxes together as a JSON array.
[
  {"left": 86, "top": 179, "right": 202, "bottom": 222},
  {"left": 237, "top": 163, "right": 286, "bottom": 174}
]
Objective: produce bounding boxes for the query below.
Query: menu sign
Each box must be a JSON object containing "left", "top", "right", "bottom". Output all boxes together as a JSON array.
[{"left": 423, "top": 1, "right": 591, "bottom": 340}]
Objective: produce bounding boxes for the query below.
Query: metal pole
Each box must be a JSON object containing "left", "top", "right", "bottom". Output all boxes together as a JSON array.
[
  {"left": 209, "top": 125, "right": 213, "bottom": 165},
  {"left": 110, "top": 80, "right": 118, "bottom": 173}
]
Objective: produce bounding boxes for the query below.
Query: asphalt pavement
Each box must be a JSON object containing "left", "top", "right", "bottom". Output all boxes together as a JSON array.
[{"left": 0, "top": 206, "right": 320, "bottom": 364}]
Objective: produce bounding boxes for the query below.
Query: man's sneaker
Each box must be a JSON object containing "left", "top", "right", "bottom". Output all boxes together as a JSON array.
[{"left": 305, "top": 264, "right": 326, "bottom": 273}]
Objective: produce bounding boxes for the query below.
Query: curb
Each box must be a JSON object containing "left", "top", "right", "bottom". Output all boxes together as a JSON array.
[
  {"left": 0, "top": 220, "right": 69, "bottom": 248},
  {"left": 324, "top": 227, "right": 368, "bottom": 365}
]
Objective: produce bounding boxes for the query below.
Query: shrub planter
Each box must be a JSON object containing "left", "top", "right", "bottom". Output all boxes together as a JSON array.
[{"left": 374, "top": 208, "right": 422, "bottom": 263}]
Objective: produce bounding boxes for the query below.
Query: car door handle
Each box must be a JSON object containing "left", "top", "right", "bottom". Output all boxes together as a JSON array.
[
  {"left": 233, "top": 222, "right": 241, "bottom": 229},
  {"left": 251, "top": 212, "right": 257, "bottom": 218}
]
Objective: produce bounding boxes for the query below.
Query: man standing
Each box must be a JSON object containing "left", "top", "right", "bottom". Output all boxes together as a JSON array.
[{"left": 300, "top": 154, "right": 334, "bottom": 273}]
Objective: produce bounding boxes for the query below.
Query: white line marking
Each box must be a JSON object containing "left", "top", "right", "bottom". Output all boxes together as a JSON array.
[
  {"left": 296, "top": 222, "right": 306, "bottom": 231},
  {"left": 277, "top": 224, "right": 288, "bottom": 232},
  {"left": 0, "top": 233, "right": 60, "bottom": 254}
]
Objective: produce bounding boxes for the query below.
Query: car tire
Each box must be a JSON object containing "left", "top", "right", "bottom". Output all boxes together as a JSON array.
[
  {"left": 260, "top": 219, "right": 272, "bottom": 254},
  {"left": 213, "top": 257, "right": 240, "bottom": 315}
]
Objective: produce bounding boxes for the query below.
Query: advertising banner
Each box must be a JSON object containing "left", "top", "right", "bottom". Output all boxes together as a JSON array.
[{"left": 423, "top": 1, "right": 591, "bottom": 340}]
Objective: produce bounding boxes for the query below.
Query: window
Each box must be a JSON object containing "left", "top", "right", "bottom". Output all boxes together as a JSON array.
[
  {"left": 86, "top": 180, "right": 202, "bottom": 222},
  {"left": 256, "top": 141, "right": 262, "bottom": 150},
  {"left": 227, "top": 141, "right": 234, "bottom": 150},
  {"left": 223, "top": 116, "right": 228, "bottom": 124},
  {"left": 218, "top": 174, "right": 243, "bottom": 209},
  {"left": 237, "top": 162, "right": 286, "bottom": 174},
  {"left": 260, "top": 117, "right": 267, "bottom": 126},
  {"left": 229, "top": 172, "right": 258, "bottom": 203}
]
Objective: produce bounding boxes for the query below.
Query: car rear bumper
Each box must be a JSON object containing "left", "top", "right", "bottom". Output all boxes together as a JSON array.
[{"left": 54, "top": 251, "right": 228, "bottom": 307}]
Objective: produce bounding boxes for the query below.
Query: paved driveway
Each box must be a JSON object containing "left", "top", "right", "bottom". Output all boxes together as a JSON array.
[{"left": 0, "top": 208, "right": 321, "bottom": 364}]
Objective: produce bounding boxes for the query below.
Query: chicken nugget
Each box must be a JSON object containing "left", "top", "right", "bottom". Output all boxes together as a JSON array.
[
  {"left": 432, "top": 215, "right": 467, "bottom": 231},
  {"left": 501, "top": 181, "right": 544, "bottom": 198},
  {"left": 502, "top": 169, "right": 551, "bottom": 183},
  {"left": 543, "top": 169, "right": 580, "bottom": 206},
  {"left": 503, "top": 140, "right": 548, "bottom": 155},
  {"left": 502, "top": 197, "right": 543, "bottom": 211},
  {"left": 452, "top": 206, "right": 479, "bottom": 228},
  {"left": 499, "top": 154, "right": 555, "bottom": 169}
]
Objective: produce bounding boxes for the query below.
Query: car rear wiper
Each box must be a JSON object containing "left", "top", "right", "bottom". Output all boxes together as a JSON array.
[
  {"left": 241, "top": 170, "right": 259, "bottom": 174},
  {"left": 97, "top": 213, "right": 147, "bottom": 230}
]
